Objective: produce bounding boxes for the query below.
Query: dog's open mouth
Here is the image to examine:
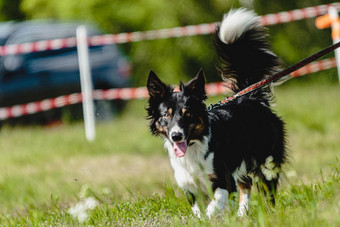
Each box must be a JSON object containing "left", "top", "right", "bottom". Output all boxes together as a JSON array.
[{"left": 173, "top": 141, "right": 188, "bottom": 157}]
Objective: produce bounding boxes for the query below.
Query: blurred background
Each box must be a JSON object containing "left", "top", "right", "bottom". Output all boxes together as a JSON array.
[
  {"left": 0, "top": 0, "right": 339, "bottom": 221},
  {"left": 0, "top": 0, "right": 338, "bottom": 96},
  {"left": 0, "top": 0, "right": 338, "bottom": 125},
  {"left": 10, "top": 0, "right": 338, "bottom": 84}
]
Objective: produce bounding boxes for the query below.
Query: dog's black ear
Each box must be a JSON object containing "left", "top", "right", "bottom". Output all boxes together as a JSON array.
[
  {"left": 147, "top": 71, "right": 169, "bottom": 98},
  {"left": 184, "top": 68, "right": 207, "bottom": 100}
]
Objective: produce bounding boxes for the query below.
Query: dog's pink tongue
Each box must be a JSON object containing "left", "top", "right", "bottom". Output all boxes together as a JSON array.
[{"left": 173, "top": 141, "right": 188, "bottom": 157}]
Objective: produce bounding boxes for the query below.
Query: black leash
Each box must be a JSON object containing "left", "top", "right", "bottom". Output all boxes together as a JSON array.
[{"left": 207, "top": 41, "right": 340, "bottom": 111}]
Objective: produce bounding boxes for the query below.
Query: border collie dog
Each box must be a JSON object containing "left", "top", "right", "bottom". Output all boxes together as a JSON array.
[{"left": 146, "top": 9, "right": 286, "bottom": 218}]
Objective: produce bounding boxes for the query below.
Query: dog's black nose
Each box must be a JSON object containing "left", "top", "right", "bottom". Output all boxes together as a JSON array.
[{"left": 171, "top": 132, "right": 183, "bottom": 142}]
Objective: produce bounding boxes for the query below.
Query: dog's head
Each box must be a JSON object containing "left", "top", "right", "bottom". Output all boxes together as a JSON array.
[{"left": 146, "top": 69, "right": 209, "bottom": 157}]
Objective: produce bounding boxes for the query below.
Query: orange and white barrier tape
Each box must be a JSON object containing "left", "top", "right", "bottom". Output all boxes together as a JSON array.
[
  {"left": 0, "top": 82, "right": 227, "bottom": 120},
  {"left": 290, "top": 57, "right": 336, "bottom": 77},
  {"left": 0, "top": 58, "right": 336, "bottom": 120},
  {"left": 0, "top": 93, "right": 83, "bottom": 120},
  {"left": 0, "top": 3, "right": 339, "bottom": 56},
  {"left": 260, "top": 2, "right": 340, "bottom": 25}
]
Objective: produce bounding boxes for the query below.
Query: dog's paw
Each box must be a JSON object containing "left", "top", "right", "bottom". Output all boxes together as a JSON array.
[
  {"left": 206, "top": 200, "right": 217, "bottom": 219},
  {"left": 191, "top": 203, "right": 202, "bottom": 219},
  {"left": 237, "top": 206, "right": 249, "bottom": 217},
  {"left": 206, "top": 188, "right": 229, "bottom": 219}
]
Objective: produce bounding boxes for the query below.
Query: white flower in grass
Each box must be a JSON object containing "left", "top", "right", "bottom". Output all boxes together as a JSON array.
[
  {"left": 68, "top": 197, "right": 99, "bottom": 223},
  {"left": 84, "top": 197, "right": 99, "bottom": 210},
  {"left": 77, "top": 211, "right": 89, "bottom": 223}
]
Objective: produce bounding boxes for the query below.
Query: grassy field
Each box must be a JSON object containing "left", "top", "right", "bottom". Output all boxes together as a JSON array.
[{"left": 0, "top": 82, "right": 339, "bottom": 226}]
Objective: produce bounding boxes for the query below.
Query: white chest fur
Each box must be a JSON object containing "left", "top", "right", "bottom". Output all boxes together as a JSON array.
[{"left": 165, "top": 137, "right": 214, "bottom": 194}]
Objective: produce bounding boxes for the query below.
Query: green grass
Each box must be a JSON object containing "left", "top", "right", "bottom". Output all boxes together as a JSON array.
[{"left": 0, "top": 83, "right": 340, "bottom": 225}]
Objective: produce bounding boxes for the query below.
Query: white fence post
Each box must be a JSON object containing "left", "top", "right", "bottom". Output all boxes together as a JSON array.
[
  {"left": 76, "top": 25, "right": 96, "bottom": 142},
  {"left": 329, "top": 6, "right": 340, "bottom": 85}
]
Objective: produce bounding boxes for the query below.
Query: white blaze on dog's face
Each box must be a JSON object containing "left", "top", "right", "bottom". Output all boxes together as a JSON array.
[
  {"left": 157, "top": 103, "right": 193, "bottom": 158},
  {"left": 168, "top": 125, "right": 186, "bottom": 157},
  {"left": 146, "top": 69, "right": 209, "bottom": 157}
]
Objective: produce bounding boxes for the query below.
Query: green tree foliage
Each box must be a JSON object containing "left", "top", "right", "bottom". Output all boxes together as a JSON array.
[
  {"left": 0, "top": 0, "right": 338, "bottom": 85},
  {"left": 19, "top": 0, "right": 240, "bottom": 85},
  {"left": 0, "top": 0, "right": 25, "bottom": 21}
]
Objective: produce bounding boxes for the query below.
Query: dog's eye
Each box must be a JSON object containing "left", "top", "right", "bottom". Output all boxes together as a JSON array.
[
  {"left": 163, "top": 113, "right": 170, "bottom": 118},
  {"left": 185, "top": 112, "right": 191, "bottom": 118}
]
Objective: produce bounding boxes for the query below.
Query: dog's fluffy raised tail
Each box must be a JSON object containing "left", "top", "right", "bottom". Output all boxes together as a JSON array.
[{"left": 215, "top": 9, "right": 282, "bottom": 91}]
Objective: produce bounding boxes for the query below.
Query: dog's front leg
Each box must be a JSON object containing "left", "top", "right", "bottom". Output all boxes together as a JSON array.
[
  {"left": 206, "top": 188, "right": 229, "bottom": 218},
  {"left": 185, "top": 191, "right": 202, "bottom": 218}
]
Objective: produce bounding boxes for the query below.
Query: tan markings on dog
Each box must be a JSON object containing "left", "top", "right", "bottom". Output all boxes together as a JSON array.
[
  {"left": 237, "top": 181, "right": 251, "bottom": 213},
  {"left": 192, "top": 117, "right": 205, "bottom": 138},
  {"left": 155, "top": 121, "right": 168, "bottom": 136},
  {"left": 208, "top": 173, "right": 218, "bottom": 182},
  {"left": 182, "top": 108, "right": 187, "bottom": 115},
  {"left": 168, "top": 108, "right": 173, "bottom": 115},
  {"left": 238, "top": 181, "right": 251, "bottom": 193}
]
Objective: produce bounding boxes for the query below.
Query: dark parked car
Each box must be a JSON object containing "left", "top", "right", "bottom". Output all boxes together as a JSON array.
[{"left": 0, "top": 20, "right": 131, "bottom": 124}]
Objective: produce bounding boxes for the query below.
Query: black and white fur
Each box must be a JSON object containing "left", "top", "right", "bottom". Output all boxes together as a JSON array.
[{"left": 146, "top": 9, "right": 286, "bottom": 218}]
